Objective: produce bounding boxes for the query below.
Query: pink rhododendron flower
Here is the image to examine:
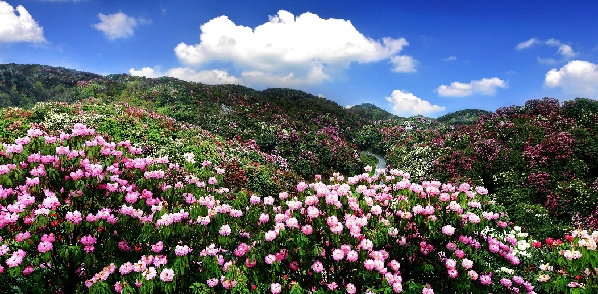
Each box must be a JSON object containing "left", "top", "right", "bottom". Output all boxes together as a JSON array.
[
  {"left": 174, "top": 245, "right": 192, "bottom": 256},
  {"left": 441, "top": 225, "right": 455, "bottom": 236},
  {"left": 346, "top": 250, "right": 359, "bottom": 262},
  {"left": 38, "top": 241, "right": 53, "bottom": 253},
  {"left": 332, "top": 249, "right": 345, "bottom": 261},
  {"left": 301, "top": 225, "right": 313, "bottom": 235},
  {"left": 219, "top": 224, "right": 232, "bottom": 236},
  {"left": 160, "top": 268, "right": 174, "bottom": 282},
  {"left": 265, "top": 254, "right": 277, "bottom": 265},
  {"left": 311, "top": 261, "right": 324, "bottom": 273},
  {"left": 152, "top": 241, "right": 164, "bottom": 253},
  {"left": 22, "top": 265, "right": 34, "bottom": 275},
  {"left": 206, "top": 278, "right": 218, "bottom": 287},
  {"left": 346, "top": 283, "right": 357, "bottom": 294},
  {"left": 271, "top": 282, "right": 282, "bottom": 294},
  {"left": 480, "top": 273, "right": 492, "bottom": 285}
]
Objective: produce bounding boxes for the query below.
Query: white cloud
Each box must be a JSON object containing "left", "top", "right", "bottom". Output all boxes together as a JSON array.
[
  {"left": 437, "top": 77, "right": 507, "bottom": 97},
  {"left": 390, "top": 55, "right": 416, "bottom": 72},
  {"left": 437, "top": 82, "right": 473, "bottom": 97},
  {"left": 516, "top": 38, "right": 577, "bottom": 63},
  {"left": 443, "top": 56, "right": 457, "bottom": 61},
  {"left": 0, "top": 1, "right": 45, "bottom": 43},
  {"left": 173, "top": 10, "right": 414, "bottom": 86},
  {"left": 386, "top": 90, "right": 445, "bottom": 117},
  {"left": 545, "top": 60, "right": 598, "bottom": 96},
  {"left": 129, "top": 67, "right": 159, "bottom": 78},
  {"left": 546, "top": 39, "right": 576, "bottom": 58},
  {"left": 93, "top": 12, "right": 150, "bottom": 40},
  {"left": 129, "top": 66, "right": 242, "bottom": 85},
  {"left": 516, "top": 38, "right": 539, "bottom": 50}
]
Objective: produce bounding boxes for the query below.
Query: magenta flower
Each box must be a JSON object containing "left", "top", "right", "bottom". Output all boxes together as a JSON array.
[
  {"left": 301, "top": 225, "right": 313, "bottom": 235},
  {"left": 15, "top": 231, "right": 31, "bottom": 242},
  {"left": 65, "top": 211, "right": 82, "bottom": 224},
  {"left": 246, "top": 258, "right": 257, "bottom": 268},
  {"left": 80, "top": 235, "right": 97, "bottom": 246},
  {"left": 38, "top": 241, "right": 53, "bottom": 253},
  {"left": 311, "top": 261, "right": 324, "bottom": 273},
  {"left": 6, "top": 249, "right": 25, "bottom": 267},
  {"left": 234, "top": 243, "right": 250, "bottom": 257},
  {"left": 448, "top": 268, "right": 458, "bottom": 278},
  {"left": 500, "top": 278, "right": 512, "bottom": 287},
  {"left": 22, "top": 265, "right": 34, "bottom": 276},
  {"left": 327, "top": 282, "right": 338, "bottom": 291},
  {"left": 152, "top": 241, "right": 164, "bottom": 253},
  {"left": 480, "top": 273, "right": 492, "bottom": 285}
]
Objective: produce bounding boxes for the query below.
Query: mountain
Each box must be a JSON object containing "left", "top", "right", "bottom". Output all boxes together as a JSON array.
[
  {"left": 436, "top": 109, "right": 491, "bottom": 126},
  {"left": 0, "top": 64, "right": 372, "bottom": 179},
  {"left": 3, "top": 63, "right": 598, "bottom": 240},
  {"left": 347, "top": 103, "right": 398, "bottom": 121}
]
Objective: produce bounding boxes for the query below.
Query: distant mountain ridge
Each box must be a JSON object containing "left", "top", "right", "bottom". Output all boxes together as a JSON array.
[
  {"left": 346, "top": 103, "right": 398, "bottom": 121},
  {"left": 0, "top": 63, "right": 380, "bottom": 178},
  {"left": 436, "top": 109, "right": 491, "bottom": 126}
]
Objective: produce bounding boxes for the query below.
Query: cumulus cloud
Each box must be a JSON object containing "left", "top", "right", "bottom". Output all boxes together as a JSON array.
[
  {"left": 545, "top": 60, "right": 598, "bottom": 96},
  {"left": 516, "top": 38, "right": 577, "bottom": 64},
  {"left": 0, "top": 1, "right": 45, "bottom": 43},
  {"left": 386, "top": 90, "right": 445, "bottom": 117},
  {"left": 129, "top": 66, "right": 242, "bottom": 85},
  {"left": 390, "top": 55, "right": 417, "bottom": 72},
  {"left": 443, "top": 56, "right": 457, "bottom": 61},
  {"left": 174, "top": 10, "right": 414, "bottom": 86},
  {"left": 437, "top": 77, "right": 507, "bottom": 97},
  {"left": 93, "top": 12, "right": 150, "bottom": 40}
]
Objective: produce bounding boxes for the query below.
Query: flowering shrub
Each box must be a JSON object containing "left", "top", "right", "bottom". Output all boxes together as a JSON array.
[
  {"left": 0, "top": 123, "right": 548, "bottom": 293},
  {"left": 527, "top": 229, "right": 598, "bottom": 293}
]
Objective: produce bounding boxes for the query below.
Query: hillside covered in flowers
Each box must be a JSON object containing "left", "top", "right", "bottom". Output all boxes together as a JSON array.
[{"left": 1, "top": 63, "right": 598, "bottom": 293}]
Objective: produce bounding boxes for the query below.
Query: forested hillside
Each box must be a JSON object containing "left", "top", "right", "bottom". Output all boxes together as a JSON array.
[
  {"left": 2, "top": 63, "right": 598, "bottom": 293},
  {"left": 3, "top": 63, "right": 598, "bottom": 238}
]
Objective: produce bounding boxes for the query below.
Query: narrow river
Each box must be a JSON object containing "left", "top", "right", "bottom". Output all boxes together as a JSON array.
[{"left": 361, "top": 151, "right": 386, "bottom": 173}]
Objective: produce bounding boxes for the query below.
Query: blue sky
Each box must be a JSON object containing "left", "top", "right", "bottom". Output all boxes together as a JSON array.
[{"left": 1, "top": 0, "right": 597, "bottom": 117}]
